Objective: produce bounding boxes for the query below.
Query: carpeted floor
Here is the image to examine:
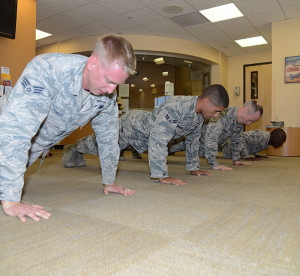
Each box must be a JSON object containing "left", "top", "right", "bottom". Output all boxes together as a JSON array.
[{"left": 1, "top": 150, "right": 299, "bottom": 275}]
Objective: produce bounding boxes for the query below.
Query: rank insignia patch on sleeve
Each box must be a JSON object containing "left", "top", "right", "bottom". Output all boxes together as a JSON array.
[
  {"left": 165, "top": 114, "right": 177, "bottom": 124},
  {"left": 22, "top": 77, "right": 44, "bottom": 94}
]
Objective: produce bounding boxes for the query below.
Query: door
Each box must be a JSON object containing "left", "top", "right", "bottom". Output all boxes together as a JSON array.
[{"left": 244, "top": 63, "right": 272, "bottom": 131}]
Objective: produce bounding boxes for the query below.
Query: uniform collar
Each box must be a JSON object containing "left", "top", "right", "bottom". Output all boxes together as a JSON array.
[{"left": 71, "top": 58, "right": 88, "bottom": 96}]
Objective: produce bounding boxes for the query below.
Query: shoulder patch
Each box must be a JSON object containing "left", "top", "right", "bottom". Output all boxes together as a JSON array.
[
  {"left": 166, "top": 114, "right": 177, "bottom": 124},
  {"left": 22, "top": 77, "right": 44, "bottom": 94}
]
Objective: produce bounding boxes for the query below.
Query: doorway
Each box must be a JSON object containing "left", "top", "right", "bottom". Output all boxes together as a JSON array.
[{"left": 244, "top": 62, "right": 272, "bottom": 131}]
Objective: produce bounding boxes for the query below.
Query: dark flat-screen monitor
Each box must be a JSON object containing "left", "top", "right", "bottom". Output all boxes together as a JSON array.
[{"left": 0, "top": 0, "right": 18, "bottom": 39}]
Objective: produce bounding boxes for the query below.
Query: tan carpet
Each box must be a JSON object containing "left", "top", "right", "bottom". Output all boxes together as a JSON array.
[{"left": 1, "top": 150, "right": 299, "bottom": 275}]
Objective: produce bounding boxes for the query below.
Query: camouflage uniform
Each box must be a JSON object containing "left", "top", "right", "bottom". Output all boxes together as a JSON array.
[
  {"left": 203, "top": 106, "right": 244, "bottom": 168},
  {"left": 0, "top": 53, "right": 119, "bottom": 202},
  {"left": 75, "top": 134, "right": 98, "bottom": 155},
  {"left": 73, "top": 96, "right": 204, "bottom": 178},
  {"left": 222, "top": 130, "right": 270, "bottom": 158},
  {"left": 119, "top": 96, "right": 204, "bottom": 178},
  {"left": 167, "top": 136, "right": 186, "bottom": 153}
]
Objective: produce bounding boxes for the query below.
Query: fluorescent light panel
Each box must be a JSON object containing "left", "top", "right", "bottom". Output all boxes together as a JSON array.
[
  {"left": 199, "top": 3, "right": 243, "bottom": 23},
  {"left": 36, "top": 29, "right": 52, "bottom": 40},
  {"left": 235, "top": 36, "right": 268, "bottom": 47}
]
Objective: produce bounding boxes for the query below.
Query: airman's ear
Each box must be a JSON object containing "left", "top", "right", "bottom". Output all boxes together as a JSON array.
[
  {"left": 87, "top": 55, "right": 97, "bottom": 71},
  {"left": 245, "top": 106, "right": 251, "bottom": 114},
  {"left": 203, "top": 98, "right": 210, "bottom": 106}
]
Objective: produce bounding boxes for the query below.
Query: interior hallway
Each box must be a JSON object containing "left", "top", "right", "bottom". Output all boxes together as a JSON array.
[{"left": 1, "top": 149, "right": 299, "bottom": 275}]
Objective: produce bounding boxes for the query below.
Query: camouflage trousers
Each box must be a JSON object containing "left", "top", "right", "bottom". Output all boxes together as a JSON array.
[
  {"left": 75, "top": 134, "right": 98, "bottom": 155},
  {"left": 168, "top": 136, "right": 205, "bottom": 157},
  {"left": 75, "top": 134, "right": 139, "bottom": 156}
]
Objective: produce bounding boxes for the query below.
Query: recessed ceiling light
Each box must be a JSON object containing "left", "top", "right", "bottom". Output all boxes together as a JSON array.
[
  {"left": 162, "top": 72, "right": 168, "bottom": 76},
  {"left": 130, "top": 84, "right": 135, "bottom": 87},
  {"left": 184, "top": 60, "right": 192, "bottom": 64},
  {"left": 36, "top": 29, "right": 52, "bottom": 40},
  {"left": 139, "top": 89, "right": 143, "bottom": 92},
  {"left": 199, "top": 3, "right": 243, "bottom": 23},
  {"left": 154, "top": 57, "right": 165, "bottom": 65},
  {"left": 235, "top": 36, "right": 268, "bottom": 47},
  {"left": 142, "top": 77, "right": 149, "bottom": 81},
  {"left": 150, "top": 84, "right": 155, "bottom": 88}
]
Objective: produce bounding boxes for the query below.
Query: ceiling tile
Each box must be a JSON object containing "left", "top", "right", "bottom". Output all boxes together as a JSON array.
[
  {"left": 40, "top": 0, "right": 92, "bottom": 10},
  {"left": 186, "top": 23, "right": 225, "bottom": 40},
  {"left": 160, "top": 29, "right": 203, "bottom": 42},
  {"left": 70, "top": 2, "right": 118, "bottom": 21},
  {"left": 256, "top": 24, "right": 272, "bottom": 45},
  {"left": 118, "top": 25, "right": 157, "bottom": 36},
  {"left": 37, "top": 17, "right": 73, "bottom": 34},
  {"left": 73, "top": 22, "right": 114, "bottom": 36},
  {"left": 123, "top": 7, "right": 165, "bottom": 24},
  {"left": 214, "top": 17, "right": 259, "bottom": 40},
  {"left": 149, "top": 0, "right": 196, "bottom": 18},
  {"left": 282, "top": 4, "right": 300, "bottom": 19},
  {"left": 247, "top": 9, "right": 286, "bottom": 26},
  {"left": 143, "top": 19, "right": 183, "bottom": 34},
  {"left": 97, "top": 16, "right": 137, "bottom": 32},
  {"left": 185, "top": 0, "right": 232, "bottom": 11},
  {"left": 234, "top": 0, "right": 281, "bottom": 15},
  {"left": 36, "top": 0, "right": 92, "bottom": 20},
  {"left": 36, "top": 2, "right": 64, "bottom": 21},
  {"left": 37, "top": 12, "right": 89, "bottom": 34},
  {"left": 278, "top": 0, "right": 300, "bottom": 7},
  {"left": 170, "top": 12, "right": 209, "bottom": 28},
  {"left": 138, "top": 0, "right": 167, "bottom": 5},
  {"left": 93, "top": 0, "right": 146, "bottom": 14}
]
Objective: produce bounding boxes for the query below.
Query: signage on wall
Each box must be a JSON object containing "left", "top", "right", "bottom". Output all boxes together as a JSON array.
[
  {"left": 285, "top": 56, "right": 300, "bottom": 83},
  {"left": 119, "top": 83, "right": 129, "bottom": 97},
  {"left": 165, "top": 82, "right": 174, "bottom": 96}
]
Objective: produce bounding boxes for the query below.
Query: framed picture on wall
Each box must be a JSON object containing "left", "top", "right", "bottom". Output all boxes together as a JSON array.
[
  {"left": 285, "top": 56, "right": 300, "bottom": 83},
  {"left": 251, "top": 71, "right": 258, "bottom": 99}
]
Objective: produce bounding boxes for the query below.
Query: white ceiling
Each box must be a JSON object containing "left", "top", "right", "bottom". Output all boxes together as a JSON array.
[{"left": 36, "top": 0, "right": 300, "bottom": 57}]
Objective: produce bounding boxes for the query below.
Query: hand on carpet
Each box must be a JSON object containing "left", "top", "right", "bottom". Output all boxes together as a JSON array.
[
  {"left": 103, "top": 184, "right": 135, "bottom": 195},
  {"left": 1, "top": 200, "right": 51, "bottom": 222},
  {"left": 212, "top": 165, "right": 233, "bottom": 171},
  {"left": 159, "top": 177, "right": 186, "bottom": 185},
  {"left": 234, "top": 160, "right": 251, "bottom": 166},
  {"left": 190, "top": 170, "right": 212, "bottom": 176}
]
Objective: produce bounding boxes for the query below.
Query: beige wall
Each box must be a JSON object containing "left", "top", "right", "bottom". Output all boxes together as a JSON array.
[
  {"left": 36, "top": 35, "right": 228, "bottom": 89},
  {"left": 227, "top": 18, "right": 300, "bottom": 128},
  {"left": 0, "top": 0, "right": 36, "bottom": 85},
  {"left": 227, "top": 51, "right": 272, "bottom": 107},
  {"left": 272, "top": 18, "right": 300, "bottom": 127}
]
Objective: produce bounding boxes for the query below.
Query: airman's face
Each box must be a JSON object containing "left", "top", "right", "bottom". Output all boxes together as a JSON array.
[
  {"left": 83, "top": 55, "right": 129, "bottom": 96},
  {"left": 201, "top": 102, "right": 224, "bottom": 119},
  {"left": 237, "top": 110, "right": 261, "bottom": 125}
]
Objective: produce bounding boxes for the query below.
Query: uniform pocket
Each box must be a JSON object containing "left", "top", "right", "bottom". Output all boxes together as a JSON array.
[{"left": 41, "top": 106, "right": 71, "bottom": 137}]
